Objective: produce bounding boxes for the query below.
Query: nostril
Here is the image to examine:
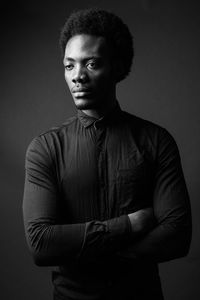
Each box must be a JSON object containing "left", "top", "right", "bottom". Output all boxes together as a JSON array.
[{"left": 73, "top": 73, "right": 87, "bottom": 83}]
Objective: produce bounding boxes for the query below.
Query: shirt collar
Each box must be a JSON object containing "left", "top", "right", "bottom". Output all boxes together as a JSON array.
[{"left": 77, "top": 101, "right": 123, "bottom": 128}]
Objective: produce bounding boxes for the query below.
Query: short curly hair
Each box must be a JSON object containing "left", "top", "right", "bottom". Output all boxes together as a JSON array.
[{"left": 59, "top": 8, "right": 134, "bottom": 82}]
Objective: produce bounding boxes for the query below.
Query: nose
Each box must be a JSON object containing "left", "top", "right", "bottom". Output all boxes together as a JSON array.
[{"left": 72, "top": 66, "right": 88, "bottom": 84}]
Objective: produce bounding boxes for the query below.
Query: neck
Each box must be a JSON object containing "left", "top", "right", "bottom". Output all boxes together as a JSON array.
[
  {"left": 82, "top": 100, "right": 117, "bottom": 119},
  {"left": 81, "top": 88, "right": 117, "bottom": 119}
]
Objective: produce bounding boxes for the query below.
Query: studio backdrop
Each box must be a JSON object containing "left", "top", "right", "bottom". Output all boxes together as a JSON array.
[{"left": 1, "top": 1, "right": 200, "bottom": 299}]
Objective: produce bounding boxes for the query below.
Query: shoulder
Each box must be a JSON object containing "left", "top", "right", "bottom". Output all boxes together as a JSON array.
[
  {"left": 121, "top": 110, "right": 179, "bottom": 157},
  {"left": 26, "top": 115, "right": 78, "bottom": 157},
  {"left": 39, "top": 115, "right": 78, "bottom": 140},
  {"left": 122, "top": 110, "right": 166, "bottom": 135}
]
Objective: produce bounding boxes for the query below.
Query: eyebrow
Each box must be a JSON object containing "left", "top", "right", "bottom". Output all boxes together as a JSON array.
[{"left": 63, "top": 56, "right": 101, "bottom": 64}]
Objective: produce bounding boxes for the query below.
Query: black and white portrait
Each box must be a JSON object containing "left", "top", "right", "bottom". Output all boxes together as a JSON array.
[{"left": 1, "top": 1, "right": 199, "bottom": 299}]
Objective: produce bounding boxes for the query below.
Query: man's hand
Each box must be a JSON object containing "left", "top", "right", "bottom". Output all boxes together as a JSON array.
[{"left": 128, "top": 207, "right": 156, "bottom": 236}]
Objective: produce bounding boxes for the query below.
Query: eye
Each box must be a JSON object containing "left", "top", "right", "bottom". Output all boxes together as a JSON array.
[
  {"left": 87, "top": 61, "right": 98, "bottom": 70},
  {"left": 65, "top": 64, "right": 74, "bottom": 71}
]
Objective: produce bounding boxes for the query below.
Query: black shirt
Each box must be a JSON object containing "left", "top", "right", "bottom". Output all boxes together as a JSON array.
[{"left": 23, "top": 103, "right": 191, "bottom": 300}]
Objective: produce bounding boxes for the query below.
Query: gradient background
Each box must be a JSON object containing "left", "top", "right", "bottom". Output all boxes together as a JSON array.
[{"left": 1, "top": 0, "right": 200, "bottom": 299}]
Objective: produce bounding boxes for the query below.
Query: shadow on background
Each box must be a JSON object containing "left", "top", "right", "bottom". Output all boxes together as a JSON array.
[{"left": 1, "top": 0, "right": 200, "bottom": 299}]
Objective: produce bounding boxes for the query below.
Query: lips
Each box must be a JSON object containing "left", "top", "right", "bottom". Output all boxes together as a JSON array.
[
  {"left": 72, "top": 87, "right": 92, "bottom": 93},
  {"left": 72, "top": 87, "right": 93, "bottom": 98}
]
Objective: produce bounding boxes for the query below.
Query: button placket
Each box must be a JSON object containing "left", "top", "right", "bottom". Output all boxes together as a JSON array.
[{"left": 94, "top": 124, "right": 109, "bottom": 220}]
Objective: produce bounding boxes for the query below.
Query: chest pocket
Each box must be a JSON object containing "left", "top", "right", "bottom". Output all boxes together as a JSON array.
[{"left": 115, "top": 157, "right": 150, "bottom": 214}]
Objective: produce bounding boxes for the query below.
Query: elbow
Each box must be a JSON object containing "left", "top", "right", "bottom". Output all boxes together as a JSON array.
[
  {"left": 179, "top": 245, "right": 190, "bottom": 259},
  {"left": 157, "top": 220, "right": 192, "bottom": 263},
  {"left": 25, "top": 223, "right": 55, "bottom": 266},
  {"left": 168, "top": 224, "right": 192, "bottom": 261},
  {"left": 173, "top": 240, "right": 190, "bottom": 260},
  {"left": 176, "top": 215, "right": 192, "bottom": 258},
  {"left": 163, "top": 209, "right": 192, "bottom": 261},
  {"left": 27, "top": 240, "right": 53, "bottom": 266},
  {"left": 177, "top": 226, "right": 192, "bottom": 258},
  {"left": 31, "top": 250, "right": 50, "bottom": 266}
]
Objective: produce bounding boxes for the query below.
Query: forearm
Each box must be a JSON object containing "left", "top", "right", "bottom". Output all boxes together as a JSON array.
[
  {"left": 117, "top": 215, "right": 192, "bottom": 263},
  {"left": 79, "top": 215, "right": 132, "bottom": 261},
  {"left": 23, "top": 178, "right": 132, "bottom": 266},
  {"left": 24, "top": 220, "right": 85, "bottom": 266},
  {"left": 23, "top": 214, "right": 132, "bottom": 266},
  {"left": 23, "top": 177, "right": 134, "bottom": 266}
]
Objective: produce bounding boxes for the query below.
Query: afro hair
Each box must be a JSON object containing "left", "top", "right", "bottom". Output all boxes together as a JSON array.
[{"left": 59, "top": 8, "right": 134, "bottom": 82}]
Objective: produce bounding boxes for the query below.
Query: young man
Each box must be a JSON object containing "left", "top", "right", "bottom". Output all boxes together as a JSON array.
[{"left": 23, "top": 8, "right": 192, "bottom": 300}]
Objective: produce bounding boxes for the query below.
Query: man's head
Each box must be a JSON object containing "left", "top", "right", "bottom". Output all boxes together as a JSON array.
[{"left": 59, "top": 8, "right": 134, "bottom": 113}]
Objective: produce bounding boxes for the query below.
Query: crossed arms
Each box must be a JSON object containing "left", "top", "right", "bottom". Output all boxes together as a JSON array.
[{"left": 23, "top": 129, "right": 192, "bottom": 266}]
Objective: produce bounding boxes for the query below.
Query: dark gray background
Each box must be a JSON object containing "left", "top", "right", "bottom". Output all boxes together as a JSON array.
[{"left": 1, "top": 0, "right": 200, "bottom": 299}]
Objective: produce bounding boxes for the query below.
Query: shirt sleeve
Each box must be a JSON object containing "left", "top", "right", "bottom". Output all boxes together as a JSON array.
[
  {"left": 22, "top": 136, "right": 132, "bottom": 266},
  {"left": 117, "top": 128, "right": 192, "bottom": 263}
]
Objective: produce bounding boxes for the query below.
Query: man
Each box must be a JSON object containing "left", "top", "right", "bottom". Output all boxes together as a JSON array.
[{"left": 23, "top": 8, "right": 192, "bottom": 300}]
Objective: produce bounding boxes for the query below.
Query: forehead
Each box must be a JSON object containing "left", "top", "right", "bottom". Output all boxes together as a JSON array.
[{"left": 64, "top": 34, "right": 109, "bottom": 60}]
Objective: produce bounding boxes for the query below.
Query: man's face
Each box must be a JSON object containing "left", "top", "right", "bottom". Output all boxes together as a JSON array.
[{"left": 63, "top": 34, "right": 116, "bottom": 111}]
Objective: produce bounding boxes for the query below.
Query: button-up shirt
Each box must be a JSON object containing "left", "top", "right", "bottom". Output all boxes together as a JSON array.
[{"left": 23, "top": 103, "right": 191, "bottom": 300}]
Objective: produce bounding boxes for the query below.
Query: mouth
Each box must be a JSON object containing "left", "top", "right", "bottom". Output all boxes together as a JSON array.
[{"left": 72, "top": 89, "right": 93, "bottom": 98}]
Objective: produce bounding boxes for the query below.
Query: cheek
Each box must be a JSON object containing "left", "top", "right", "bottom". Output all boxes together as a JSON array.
[
  {"left": 64, "top": 73, "right": 72, "bottom": 88},
  {"left": 98, "top": 79, "right": 109, "bottom": 90},
  {"left": 95, "top": 73, "right": 113, "bottom": 89}
]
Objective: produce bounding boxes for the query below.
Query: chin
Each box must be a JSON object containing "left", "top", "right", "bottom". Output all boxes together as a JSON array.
[{"left": 74, "top": 98, "right": 99, "bottom": 110}]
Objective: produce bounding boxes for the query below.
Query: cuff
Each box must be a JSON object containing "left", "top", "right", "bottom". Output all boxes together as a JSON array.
[{"left": 79, "top": 215, "right": 132, "bottom": 260}]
